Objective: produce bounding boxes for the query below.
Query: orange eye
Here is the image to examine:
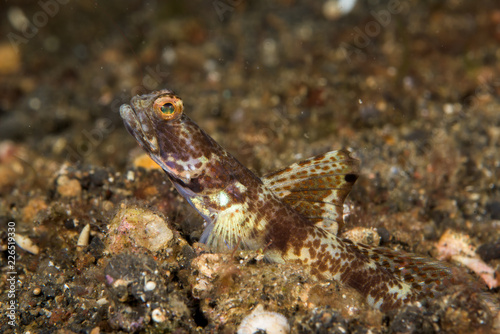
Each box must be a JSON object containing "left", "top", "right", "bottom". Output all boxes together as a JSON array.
[{"left": 153, "top": 96, "right": 183, "bottom": 120}]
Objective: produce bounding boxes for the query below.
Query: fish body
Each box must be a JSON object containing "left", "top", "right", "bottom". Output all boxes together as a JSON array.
[{"left": 120, "top": 89, "right": 453, "bottom": 311}]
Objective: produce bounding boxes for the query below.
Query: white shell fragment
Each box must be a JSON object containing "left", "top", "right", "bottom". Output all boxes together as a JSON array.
[
  {"left": 96, "top": 298, "right": 108, "bottom": 306},
  {"left": 151, "top": 308, "right": 166, "bottom": 323},
  {"left": 77, "top": 223, "right": 91, "bottom": 246},
  {"left": 237, "top": 304, "right": 290, "bottom": 334},
  {"left": 144, "top": 281, "right": 156, "bottom": 291},
  {"left": 15, "top": 234, "right": 39, "bottom": 255}
]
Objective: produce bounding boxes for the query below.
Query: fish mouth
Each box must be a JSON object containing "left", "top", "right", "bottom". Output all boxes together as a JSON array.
[{"left": 119, "top": 97, "right": 159, "bottom": 155}]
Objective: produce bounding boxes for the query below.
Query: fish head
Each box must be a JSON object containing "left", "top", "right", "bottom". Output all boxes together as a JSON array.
[{"left": 119, "top": 89, "right": 229, "bottom": 190}]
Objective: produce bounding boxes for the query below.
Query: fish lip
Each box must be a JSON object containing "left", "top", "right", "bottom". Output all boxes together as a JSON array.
[{"left": 119, "top": 100, "right": 159, "bottom": 154}]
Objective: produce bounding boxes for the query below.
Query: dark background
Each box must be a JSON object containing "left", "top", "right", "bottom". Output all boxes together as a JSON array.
[{"left": 0, "top": 0, "right": 499, "bottom": 332}]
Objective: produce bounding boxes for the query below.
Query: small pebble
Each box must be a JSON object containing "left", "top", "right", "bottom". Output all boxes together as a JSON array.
[
  {"left": 144, "top": 281, "right": 156, "bottom": 291},
  {"left": 477, "top": 242, "right": 500, "bottom": 262},
  {"left": 33, "top": 287, "right": 42, "bottom": 296},
  {"left": 261, "top": 38, "right": 279, "bottom": 67},
  {"left": 57, "top": 175, "right": 82, "bottom": 197},
  {"left": 89, "top": 327, "right": 100, "bottom": 334},
  {"left": 323, "top": 0, "right": 357, "bottom": 20},
  {"left": 342, "top": 227, "right": 381, "bottom": 246},
  {"left": 436, "top": 229, "right": 499, "bottom": 289},
  {"left": 132, "top": 153, "right": 162, "bottom": 170},
  {"left": 0, "top": 42, "right": 21, "bottom": 74},
  {"left": 106, "top": 206, "right": 173, "bottom": 253},
  {"left": 486, "top": 201, "right": 500, "bottom": 220},
  {"left": 376, "top": 227, "right": 391, "bottom": 244},
  {"left": 126, "top": 170, "right": 135, "bottom": 181},
  {"left": 21, "top": 197, "right": 48, "bottom": 223}
]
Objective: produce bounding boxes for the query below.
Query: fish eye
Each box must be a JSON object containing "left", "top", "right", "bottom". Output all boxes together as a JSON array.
[
  {"left": 153, "top": 96, "right": 183, "bottom": 120},
  {"left": 160, "top": 103, "right": 175, "bottom": 114}
]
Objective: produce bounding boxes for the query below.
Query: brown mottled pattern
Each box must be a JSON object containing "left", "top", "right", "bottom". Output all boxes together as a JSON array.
[{"left": 120, "top": 90, "right": 456, "bottom": 311}]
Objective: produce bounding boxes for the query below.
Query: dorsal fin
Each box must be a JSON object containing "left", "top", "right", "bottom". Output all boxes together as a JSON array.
[{"left": 261, "top": 149, "right": 360, "bottom": 234}]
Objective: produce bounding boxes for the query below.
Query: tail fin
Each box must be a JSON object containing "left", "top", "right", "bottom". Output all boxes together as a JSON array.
[{"left": 339, "top": 238, "right": 469, "bottom": 310}]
